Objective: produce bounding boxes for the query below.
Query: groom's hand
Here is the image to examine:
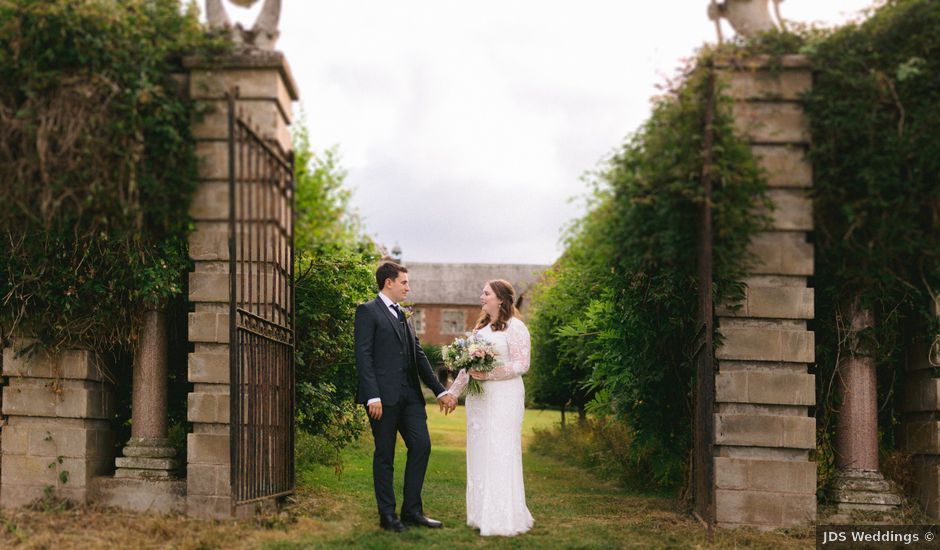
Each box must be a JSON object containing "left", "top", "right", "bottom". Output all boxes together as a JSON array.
[
  {"left": 367, "top": 401, "right": 383, "bottom": 420},
  {"left": 438, "top": 394, "right": 457, "bottom": 414}
]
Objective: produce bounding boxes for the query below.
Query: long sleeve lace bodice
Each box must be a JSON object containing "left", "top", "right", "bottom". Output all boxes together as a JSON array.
[{"left": 446, "top": 318, "right": 530, "bottom": 397}]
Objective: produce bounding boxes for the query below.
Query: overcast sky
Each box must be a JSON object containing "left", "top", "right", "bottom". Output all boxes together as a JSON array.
[{"left": 226, "top": 1, "right": 876, "bottom": 265}]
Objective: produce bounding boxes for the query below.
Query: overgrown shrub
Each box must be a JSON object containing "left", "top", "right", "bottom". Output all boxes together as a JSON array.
[
  {"left": 292, "top": 123, "right": 377, "bottom": 463},
  {"left": 804, "top": 0, "right": 940, "bottom": 487},
  {"left": 529, "top": 52, "right": 770, "bottom": 490},
  {"left": 0, "top": 0, "right": 226, "bottom": 353}
]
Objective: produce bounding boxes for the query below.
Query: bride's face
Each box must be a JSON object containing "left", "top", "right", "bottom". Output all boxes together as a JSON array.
[{"left": 480, "top": 284, "right": 500, "bottom": 318}]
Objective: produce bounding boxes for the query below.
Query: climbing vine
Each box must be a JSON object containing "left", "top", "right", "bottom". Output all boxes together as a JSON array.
[
  {"left": 803, "top": 0, "right": 940, "bottom": 485},
  {"left": 0, "top": 0, "right": 227, "bottom": 354},
  {"left": 529, "top": 50, "right": 771, "bottom": 489}
]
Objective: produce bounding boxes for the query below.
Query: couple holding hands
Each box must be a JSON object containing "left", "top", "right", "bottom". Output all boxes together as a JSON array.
[{"left": 355, "top": 261, "right": 534, "bottom": 537}]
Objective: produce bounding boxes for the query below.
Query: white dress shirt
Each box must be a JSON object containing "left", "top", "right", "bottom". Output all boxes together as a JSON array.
[{"left": 367, "top": 292, "right": 447, "bottom": 405}]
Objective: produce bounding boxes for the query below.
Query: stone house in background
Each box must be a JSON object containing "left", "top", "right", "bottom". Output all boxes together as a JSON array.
[{"left": 402, "top": 262, "right": 549, "bottom": 346}]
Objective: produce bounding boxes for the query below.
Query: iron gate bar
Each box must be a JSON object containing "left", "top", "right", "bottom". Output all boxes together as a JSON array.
[
  {"left": 692, "top": 63, "right": 717, "bottom": 539},
  {"left": 228, "top": 90, "right": 296, "bottom": 509}
]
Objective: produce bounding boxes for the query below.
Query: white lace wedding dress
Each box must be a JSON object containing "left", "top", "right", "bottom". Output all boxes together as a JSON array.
[{"left": 446, "top": 317, "right": 534, "bottom": 536}]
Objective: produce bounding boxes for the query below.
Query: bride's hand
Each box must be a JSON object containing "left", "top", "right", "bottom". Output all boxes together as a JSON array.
[{"left": 469, "top": 370, "right": 488, "bottom": 380}]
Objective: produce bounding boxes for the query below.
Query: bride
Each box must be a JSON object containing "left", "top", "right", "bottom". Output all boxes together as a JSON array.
[{"left": 445, "top": 279, "right": 534, "bottom": 536}]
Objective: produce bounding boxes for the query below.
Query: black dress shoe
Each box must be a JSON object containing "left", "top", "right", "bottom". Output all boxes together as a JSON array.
[
  {"left": 401, "top": 513, "right": 443, "bottom": 528},
  {"left": 379, "top": 513, "right": 408, "bottom": 532}
]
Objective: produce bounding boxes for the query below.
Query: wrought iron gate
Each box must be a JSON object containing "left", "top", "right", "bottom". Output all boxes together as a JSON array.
[
  {"left": 692, "top": 66, "right": 717, "bottom": 535},
  {"left": 228, "top": 92, "right": 295, "bottom": 507}
]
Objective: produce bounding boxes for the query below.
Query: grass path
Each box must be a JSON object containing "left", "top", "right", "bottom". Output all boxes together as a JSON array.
[
  {"left": 0, "top": 407, "right": 815, "bottom": 549},
  {"left": 272, "top": 407, "right": 813, "bottom": 549}
]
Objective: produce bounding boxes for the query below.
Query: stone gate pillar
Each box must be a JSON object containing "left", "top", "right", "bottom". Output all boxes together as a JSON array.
[
  {"left": 182, "top": 51, "right": 298, "bottom": 519},
  {"left": 712, "top": 55, "right": 817, "bottom": 529},
  {"left": 900, "top": 297, "right": 940, "bottom": 518}
]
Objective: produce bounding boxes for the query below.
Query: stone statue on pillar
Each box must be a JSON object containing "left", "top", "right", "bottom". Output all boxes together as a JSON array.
[
  {"left": 207, "top": 0, "right": 281, "bottom": 50},
  {"left": 708, "top": 0, "right": 785, "bottom": 42}
]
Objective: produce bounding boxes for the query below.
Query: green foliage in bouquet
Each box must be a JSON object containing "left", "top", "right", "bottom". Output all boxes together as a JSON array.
[{"left": 442, "top": 334, "right": 497, "bottom": 395}]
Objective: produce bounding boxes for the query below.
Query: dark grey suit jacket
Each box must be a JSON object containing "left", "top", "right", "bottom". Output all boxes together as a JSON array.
[{"left": 354, "top": 296, "right": 446, "bottom": 406}]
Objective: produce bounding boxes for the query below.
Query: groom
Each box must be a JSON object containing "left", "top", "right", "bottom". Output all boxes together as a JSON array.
[{"left": 355, "top": 261, "right": 458, "bottom": 532}]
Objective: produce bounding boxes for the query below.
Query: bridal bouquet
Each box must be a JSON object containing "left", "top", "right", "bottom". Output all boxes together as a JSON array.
[{"left": 442, "top": 333, "right": 497, "bottom": 395}]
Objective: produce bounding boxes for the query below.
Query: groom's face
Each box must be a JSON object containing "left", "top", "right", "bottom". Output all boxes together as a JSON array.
[{"left": 385, "top": 272, "right": 410, "bottom": 303}]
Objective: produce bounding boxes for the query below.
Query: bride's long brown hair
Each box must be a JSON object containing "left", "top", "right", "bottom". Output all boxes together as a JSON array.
[{"left": 475, "top": 279, "right": 518, "bottom": 332}]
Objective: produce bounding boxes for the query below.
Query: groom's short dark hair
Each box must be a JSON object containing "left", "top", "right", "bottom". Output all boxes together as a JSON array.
[{"left": 376, "top": 261, "right": 407, "bottom": 291}]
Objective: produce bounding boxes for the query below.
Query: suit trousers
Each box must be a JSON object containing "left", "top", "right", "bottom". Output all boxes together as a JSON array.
[{"left": 368, "top": 378, "right": 431, "bottom": 517}]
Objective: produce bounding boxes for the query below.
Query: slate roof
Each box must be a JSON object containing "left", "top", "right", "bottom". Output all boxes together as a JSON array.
[{"left": 404, "top": 262, "right": 549, "bottom": 306}]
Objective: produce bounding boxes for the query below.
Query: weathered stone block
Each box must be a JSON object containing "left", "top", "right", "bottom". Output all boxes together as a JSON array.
[
  {"left": 187, "top": 463, "right": 231, "bottom": 497},
  {"left": 191, "top": 228, "right": 281, "bottom": 263},
  {"left": 751, "top": 145, "right": 812, "bottom": 188},
  {"left": 188, "top": 312, "right": 230, "bottom": 344},
  {"left": 747, "top": 232, "right": 813, "bottom": 276},
  {"left": 714, "top": 457, "right": 816, "bottom": 493},
  {"left": 2, "top": 379, "right": 114, "bottom": 419},
  {"left": 716, "top": 326, "right": 814, "bottom": 363},
  {"left": 26, "top": 425, "right": 114, "bottom": 459},
  {"left": 725, "top": 69, "right": 812, "bottom": 101},
  {"left": 188, "top": 68, "right": 295, "bottom": 122},
  {"left": 189, "top": 182, "right": 288, "bottom": 224},
  {"left": 1, "top": 484, "right": 89, "bottom": 509},
  {"left": 188, "top": 392, "right": 230, "bottom": 424},
  {"left": 716, "top": 371, "right": 815, "bottom": 405},
  {"left": 187, "top": 494, "right": 234, "bottom": 520},
  {"left": 715, "top": 489, "right": 815, "bottom": 528},
  {"left": 190, "top": 182, "right": 229, "bottom": 221},
  {"left": 901, "top": 370, "right": 940, "bottom": 412},
  {"left": 1, "top": 455, "right": 110, "bottom": 487},
  {"left": 187, "top": 433, "right": 230, "bottom": 465},
  {"left": 733, "top": 102, "right": 809, "bottom": 144},
  {"left": 1, "top": 424, "right": 28, "bottom": 455},
  {"left": 766, "top": 189, "right": 812, "bottom": 231},
  {"left": 189, "top": 222, "right": 230, "bottom": 261},
  {"left": 3, "top": 346, "right": 105, "bottom": 381},
  {"left": 115, "top": 457, "right": 180, "bottom": 470},
  {"left": 718, "top": 286, "right": 813, "bottom": 319},
  {"left": 911, "top": 458, "right": 940, "bottom": 520},
  {"left": 193, "top": 99, "right": 291, "bottom": 153},
  {"left": 113, "top": 468, "right": 177, "bottom": 480},
  {"left": 90, "top": 477, "right": 186, "bottom": 514},
  {"left": 122, "top": 445, "right": 177, "bottom": 459},
  {"left": 899, "top": 421, "right": 940, "bottom": 455},
  {"left": 189, "top": 272, "right": 230, "bottom": 303},
  {"left": 716, "top": 54, "right": 811, "bottom": 71},
  {"left": 189, "top": 271, "right": 279, "bottom": 304},
  {"left": 715, "top": 414, "right": 815, "bottom": 449},
  {"left": 195, "top": 140, "right": 229, "bottom": 181},
  {"left": 189, "top": 351, "right": 230, "bottom": 384}
]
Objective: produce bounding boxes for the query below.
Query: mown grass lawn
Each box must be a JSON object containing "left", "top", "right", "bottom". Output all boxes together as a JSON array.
[
  {"left": 273, "top": 407, "right": 814, "bottom": 549},
  {"left": 0, "top": 407, "right": 815, "bottom": 549}
]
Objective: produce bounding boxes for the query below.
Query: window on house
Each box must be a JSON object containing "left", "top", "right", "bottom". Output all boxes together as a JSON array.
[
  {"left": 412, "top": 309, "right": 425, "bottom": 334},
  {"left": 441, "top": 310, "right": 466, "bottom": 335}
]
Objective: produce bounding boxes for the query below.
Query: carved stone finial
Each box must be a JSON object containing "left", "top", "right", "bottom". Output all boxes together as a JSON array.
[
  {"left": 708, "top": 0, "right": 784, "bottom": 41},
  {"left": 206, "top": 0, "right": 281, "bottom": 50}
]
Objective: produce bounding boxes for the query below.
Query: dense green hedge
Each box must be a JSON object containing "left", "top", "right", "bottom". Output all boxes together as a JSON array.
[
  {"left": 530, "top": 0, "right": 940, "bottom": 496},
  {"left": 0, "top": 0, "right": 225, "bottom": 353},
  {"left": 292, "top": 124, "right": 378, "bottom": 468},
  {"left": 528, "top": 52, "right": 770, "bottom": 489},
  {"left": 804, "top": 0, "right": 940, "bottom": 483}
]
